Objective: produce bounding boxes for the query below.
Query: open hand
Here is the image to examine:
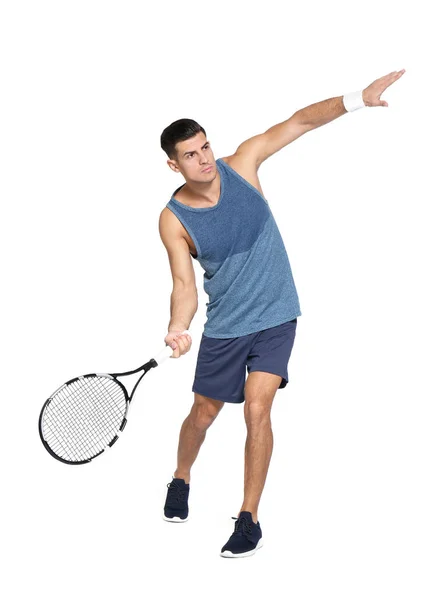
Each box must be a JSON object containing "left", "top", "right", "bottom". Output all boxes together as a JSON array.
[{"left": 363, "top": 69, "right": 405, "bottom": 107}]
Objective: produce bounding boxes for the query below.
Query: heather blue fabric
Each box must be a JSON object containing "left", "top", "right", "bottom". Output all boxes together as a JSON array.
[
  {"left": 192, "top": 319, "right": 297, "bottom": 404},
  {"left": 165, "top": 158, "right": 301, "bottom": 338}
]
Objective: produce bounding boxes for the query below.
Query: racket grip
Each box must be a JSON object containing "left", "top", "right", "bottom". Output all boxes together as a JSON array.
[{"left": 153, "top": 329, "right": 192, "bottom": 365}]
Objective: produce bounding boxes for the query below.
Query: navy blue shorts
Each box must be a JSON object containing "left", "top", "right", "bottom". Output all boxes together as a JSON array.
[{"left": 192, "top": 318, "right": 298, "bottom": 404}]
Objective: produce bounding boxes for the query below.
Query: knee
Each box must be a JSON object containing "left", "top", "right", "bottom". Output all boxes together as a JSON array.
[
  {"left": 191, "top": 393, "right": 224, "bottom": 429},
  {"left": 244, "top": 399, "right": 272, "bottom": 427}
]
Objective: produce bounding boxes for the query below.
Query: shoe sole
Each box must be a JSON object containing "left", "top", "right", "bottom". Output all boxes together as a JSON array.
[
  {"left": 163, "top": 514, "right": 189, "bottom": 523},
  {"left": 220, "top": 538, "right": 263, "bottom": 558}
]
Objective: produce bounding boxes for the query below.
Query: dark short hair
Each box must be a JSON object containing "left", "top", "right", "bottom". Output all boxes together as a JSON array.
[{"left": 160, "top": 118, "right": 206, "bottom": 160}]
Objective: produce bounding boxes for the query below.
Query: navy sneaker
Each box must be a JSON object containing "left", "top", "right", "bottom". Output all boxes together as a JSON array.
[
  {"left": 163, "top": 477, "right": 190, "bottom": 522},
  {"left": 220, "top": 511, "right": 263, "bottom": 558}
]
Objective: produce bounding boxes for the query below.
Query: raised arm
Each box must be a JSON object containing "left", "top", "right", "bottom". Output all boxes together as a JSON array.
[{"left": 233, "top": 69, "right": 406, "bottom": 168}]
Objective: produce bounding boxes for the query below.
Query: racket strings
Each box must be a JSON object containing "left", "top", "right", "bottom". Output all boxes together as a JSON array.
[{"left": 42, "top": 376, "right": 127, "bottom": 462}]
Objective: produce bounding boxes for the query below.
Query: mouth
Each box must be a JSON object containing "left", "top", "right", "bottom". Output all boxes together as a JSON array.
[{"left": 202, "top": 166, "right": 213, "bottom": 173}]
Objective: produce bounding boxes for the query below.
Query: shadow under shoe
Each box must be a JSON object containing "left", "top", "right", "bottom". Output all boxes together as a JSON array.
[{"left": 163, "top": 477, "right": 190, "bottom": 523}]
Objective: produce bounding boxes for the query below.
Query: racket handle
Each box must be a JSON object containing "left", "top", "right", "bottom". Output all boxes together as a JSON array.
[{"left": 153, "top": 329, "right": 192, "bottom": 365}]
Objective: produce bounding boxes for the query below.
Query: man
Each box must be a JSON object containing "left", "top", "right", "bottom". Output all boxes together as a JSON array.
[{"left": 158, "top": 69, "right": 405, "bottom": 558}]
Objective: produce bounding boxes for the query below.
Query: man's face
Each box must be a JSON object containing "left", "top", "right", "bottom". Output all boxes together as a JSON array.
[{"left": 168, "top": 132, "right": 216, "bottom": 183}]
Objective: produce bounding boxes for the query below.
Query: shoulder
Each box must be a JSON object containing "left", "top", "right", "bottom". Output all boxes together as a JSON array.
[
  {"left": 218, "top": 155, "right": 265, "bottom": 197},
  {"left": 219, "top": 153, "right": 257, "bottom": 177},
  {"left": 159, "top": 205, "right": 184, "bottom": 237}
]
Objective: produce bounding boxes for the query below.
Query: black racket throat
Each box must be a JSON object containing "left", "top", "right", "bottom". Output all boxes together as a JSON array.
[
  {"left": 113, "top": 357, "right": 160, "bottom": 378},
  {"left": 65, "top": 357, "right": 158, "bottom": 401}
]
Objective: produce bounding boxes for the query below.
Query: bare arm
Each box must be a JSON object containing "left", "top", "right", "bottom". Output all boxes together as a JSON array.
[
  {"left": 234, "top": 69, "right": 406, "bottom": 167},
  {"left": 159, "top": 208, "right": 198, "bottom": 333},
  {"left": 295, "top": 69, "right": 406, "bottom": 126},
  {"left": 168, "top": 285, "right": 198, "bottom": 332}
]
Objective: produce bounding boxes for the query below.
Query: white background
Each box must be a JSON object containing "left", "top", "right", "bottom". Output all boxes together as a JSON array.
[{"left": 1, "top": 0, "right": 425, "bottom": 598}]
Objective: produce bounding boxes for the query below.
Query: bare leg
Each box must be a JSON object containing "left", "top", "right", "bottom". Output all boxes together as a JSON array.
[
  {"left": 238, "top": 371, "right": 282, "bottom": 523},
  {"left": 173, "top": 393, "right": 224, "bottom": 484}
]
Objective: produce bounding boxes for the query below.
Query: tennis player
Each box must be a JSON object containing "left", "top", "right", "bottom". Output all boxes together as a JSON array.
[{"left": 158, "top": 69, "right": 405, "bottom": 558}]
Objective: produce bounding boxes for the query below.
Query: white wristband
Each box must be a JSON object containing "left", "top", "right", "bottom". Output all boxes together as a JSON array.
[{"left": 343, "top": 90, "right": 366, "bottom": 112}]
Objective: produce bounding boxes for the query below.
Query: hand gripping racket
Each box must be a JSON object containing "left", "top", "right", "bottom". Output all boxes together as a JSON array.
[{"left": 38, "top": 330, "right": 192, "bottom": 465}]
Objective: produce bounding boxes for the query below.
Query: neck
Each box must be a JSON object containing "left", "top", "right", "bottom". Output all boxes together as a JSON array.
[{"left": 183, "top": 166, "right": 221, "bottom": 203}]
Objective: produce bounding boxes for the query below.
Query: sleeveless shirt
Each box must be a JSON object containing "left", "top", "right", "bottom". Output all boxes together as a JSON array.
[{"left": 165, "top": 158, "right": 302, "bottom": 338}]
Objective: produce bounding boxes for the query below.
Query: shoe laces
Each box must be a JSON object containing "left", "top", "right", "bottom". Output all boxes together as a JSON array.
[
  {"left": 231, "top": 515, "right": 253, "bottom": 537},
  {"left": 167, "top": 480, "right": 187, "bottom": 503}
]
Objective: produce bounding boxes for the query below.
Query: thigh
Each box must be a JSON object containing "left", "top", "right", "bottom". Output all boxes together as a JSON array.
[
  {"left": 192, "top": 332, "right": 255, "bottom": 404},
  {"left": 246, "top": 318, "right": 297, "bottom": 390}
]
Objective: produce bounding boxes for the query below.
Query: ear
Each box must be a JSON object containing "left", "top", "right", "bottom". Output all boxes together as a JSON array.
[{"left": 167, "top": 160, "right": 180, "bottom": 173}]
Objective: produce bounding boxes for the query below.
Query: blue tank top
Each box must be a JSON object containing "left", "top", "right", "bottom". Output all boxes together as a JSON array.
[{"left": 165, "top": 158, "right": 302, "bottom": 338}]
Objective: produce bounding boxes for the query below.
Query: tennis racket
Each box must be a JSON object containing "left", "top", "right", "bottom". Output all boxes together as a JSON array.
[{"left": 38, "top": 330, "right": 192, "bottom": 465}]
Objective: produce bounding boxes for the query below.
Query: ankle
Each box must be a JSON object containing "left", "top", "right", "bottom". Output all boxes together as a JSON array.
[
  {"left": 174, "top": 472, "right": 190, "bottom": 484},
  {"left": 238, "top": 509, "right": 258, "bottom": 524}
]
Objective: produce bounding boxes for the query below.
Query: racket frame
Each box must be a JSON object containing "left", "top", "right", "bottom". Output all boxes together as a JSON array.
[
  {"left": 38, "top": 358, "right": 157, "bottom": 465},
  {"left": 39, "top": 329, "right": 191, "bottom": 465}
]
